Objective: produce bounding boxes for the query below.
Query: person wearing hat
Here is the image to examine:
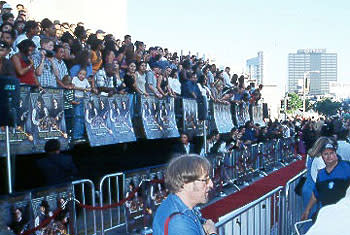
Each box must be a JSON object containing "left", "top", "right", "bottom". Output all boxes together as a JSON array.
[
  {"left": 0, "top": 2, "right": 11, "bottom": 25},
  {"left": 301, "top": 139, "right": 350, "bottom": 221}
]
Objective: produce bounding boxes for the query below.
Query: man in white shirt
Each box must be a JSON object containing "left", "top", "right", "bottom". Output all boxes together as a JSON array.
[
  {"left": 223, "top": 67, "right": 233, "bottom": 89},
  {"left": 13, "top": 20, "right": 41, "bottom": 53},
  {"left": 337, "top": 129, "right": 350, "bottom": 162}
]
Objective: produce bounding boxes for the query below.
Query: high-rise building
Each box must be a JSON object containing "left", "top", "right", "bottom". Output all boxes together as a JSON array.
[
  {"left": 288, "top": 49, "right": 337, "bottom": 96},
  {"left": 246, "top": 51, "right": 264, "bottom": 85}
]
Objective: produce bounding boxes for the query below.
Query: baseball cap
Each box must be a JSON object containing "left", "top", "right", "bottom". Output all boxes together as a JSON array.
[
  {"left": 96, "top": 29, "right": 105, "bottom": 34},
  {"left": 321, "top": 143, "right": 337, "bottom": 153},
  {"left": 2, "top": 3, "right": 12, "bottom": 9}
]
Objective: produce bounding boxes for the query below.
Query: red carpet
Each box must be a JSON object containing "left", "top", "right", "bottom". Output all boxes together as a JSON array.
[{"left": 201, "top": 158, "right": 306, "bottom": 222}]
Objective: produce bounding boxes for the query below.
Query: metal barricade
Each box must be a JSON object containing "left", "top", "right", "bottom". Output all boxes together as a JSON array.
[
  {"left": 261, "top": 140, "right": 278, "bottom": 172},
  {"left": 275, "top": 139, "right": 283, "bottom": 163},
  {"left": 215, "top": 186, "right": 283, "bottom": 235},
  {"left": 224, "top": 151, "right": 237, "bottom": 183},
  {"left": 279, "top": 138, "right": 296, "bottom": 164},
  {"left": 72, "top": 179, "right": 97, "bottom": 235},
  {"left": 280, "top": 169, "right": 307, "bottom": 235},
  {"left": 98, "top": 172, "right": 125, "bottom": 235},
  {"left": 249, "top": 144, "right": 260, "bottom": 177}
]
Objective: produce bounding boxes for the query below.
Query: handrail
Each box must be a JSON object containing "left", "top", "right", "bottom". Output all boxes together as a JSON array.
[
  {"left": 215, "top": 186, "right": 283, "bottom": 228},
  {"left": 284, "top": 169, "right": 307, "bottom": 200},
  {"left": 98, "top": 172, "right": 124, "bottom": 192}
]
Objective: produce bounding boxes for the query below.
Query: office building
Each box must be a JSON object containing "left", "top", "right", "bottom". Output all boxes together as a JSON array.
[
  {"left": 288, "top": 49, "right": 337, "bottom": 96},
  {"left": 246, "top": 51, "right": 264, "bottom": 85}
]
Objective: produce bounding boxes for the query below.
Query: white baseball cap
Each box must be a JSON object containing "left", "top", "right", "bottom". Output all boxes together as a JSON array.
[{"left": 2, "top": 3, "right": 12, "bottom": 9}]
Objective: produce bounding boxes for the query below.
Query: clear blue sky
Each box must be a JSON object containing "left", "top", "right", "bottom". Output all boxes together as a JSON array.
[{"left": 127, "top": 0, "right": 350, "bottom": 92}]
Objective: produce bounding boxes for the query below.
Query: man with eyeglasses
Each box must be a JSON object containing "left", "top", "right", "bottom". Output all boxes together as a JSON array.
[{"left": 153, "top": 154, "right": 217, "bottom": 235}]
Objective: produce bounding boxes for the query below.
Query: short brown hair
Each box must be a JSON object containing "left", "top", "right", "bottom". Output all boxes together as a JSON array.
[{"left": 165, "top": 154, "right": 211, "bottom": 194}]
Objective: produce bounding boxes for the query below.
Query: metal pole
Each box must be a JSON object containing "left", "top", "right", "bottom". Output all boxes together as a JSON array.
[
  {"left": 5, "top": 125, "right": 12, "bottom": 194},
  {"left": 303, "top": 73, "right": 306, "bottom": 114},
  {"left": 203, "top": 120, "right": 207, "bottom": 155}
]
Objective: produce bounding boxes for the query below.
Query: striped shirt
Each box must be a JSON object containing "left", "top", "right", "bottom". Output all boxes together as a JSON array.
[
  {"left": 32, "top": 53, "right": 57, "bottom": 88},
  {"left": 63, "top": 89, "right": 74, "bottom": 109},
  {"left": 53, "top": 58, "right": 68, "bottom": 81}
]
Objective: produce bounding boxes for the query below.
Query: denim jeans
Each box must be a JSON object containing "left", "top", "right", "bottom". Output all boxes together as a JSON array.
[
  {"left": 64, "top": 108, "right": 74, "bottom": 136},
  {"left": 73, "top": 98, "right": 85, "bottom": 140}
]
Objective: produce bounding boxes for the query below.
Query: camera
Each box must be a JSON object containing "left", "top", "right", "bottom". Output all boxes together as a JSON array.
[{"left": 45, "top": 50, "right": 55, "bottom": 58}]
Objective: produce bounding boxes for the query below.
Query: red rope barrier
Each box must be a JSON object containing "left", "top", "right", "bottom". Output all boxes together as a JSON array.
[
  {"left": 78, "top": 186, "right": 140, "bottom": 210},
  {"left": 22, "top": 208, "right": 62, "bottom": 235},
  {"left": 150, "top": 179, "right": 164, "bottom": 184}
]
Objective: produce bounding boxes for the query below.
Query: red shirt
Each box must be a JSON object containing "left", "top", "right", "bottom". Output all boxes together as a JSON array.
[{"left": 17, "top": 56, "right": 36, "bottom": 85}]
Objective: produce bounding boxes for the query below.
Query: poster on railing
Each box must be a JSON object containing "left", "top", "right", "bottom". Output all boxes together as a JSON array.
[
  {"left": 148, "top": 168, "right": 167, "bottom": 209},
  {"left": 124, "top": 171, "right": 150, "bottom": 232},
  {"left": 108, "top": 94, "right": 136, "bottom": 143},
  {"left": 31, "top": 184, "right": 73, "bottom": 234},
  {"left": 0, "top": 192, "right": 34, "bottom": 234},
  {"left": 212, "top": 102, "right": 234, "bottom": 133},
  {"left": 140, "top": 96, "right": 179, "bottom": 139},
  {"left": 182, "top": 98, "right": 204, "bottom": 136},
  {"left": 29, "top": 89, "right": 69, "bottom": 152},
  {"left": 84, "top": 95, "right": 117, "bottom": 146},
  {"left": 252, "top": 104, "right": 265, "bottom": 126},
  {"left": 0, "top": 86, "right": 35, "bottom": 156},
  {"left": 235, "top": 102, "right": 249, "bottom": 127}
]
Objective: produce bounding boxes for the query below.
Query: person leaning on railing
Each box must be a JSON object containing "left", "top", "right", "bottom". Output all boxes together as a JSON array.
[
  {"left": 11, "top": 39, "right": 41, "bottom": 87},
  {"left": 301, "top": 139, "right": 350, "bottom": 221}
]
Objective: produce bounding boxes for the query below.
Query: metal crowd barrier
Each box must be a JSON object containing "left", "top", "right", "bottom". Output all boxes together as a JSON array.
[
  {"left": 72, "top": 179, "right": 97, "bottom": 235},
  {"left": 215, "top": 186, "right": 283, "bottom": 235},
  {"left": 209, "top": 138, "right": 298, "bottom": 191},
  {"left": 281, "top": 169, "right": 307, "bottom": 235},
  {"left": 98, "top": 172, "right": 125, "bottom": 235}
]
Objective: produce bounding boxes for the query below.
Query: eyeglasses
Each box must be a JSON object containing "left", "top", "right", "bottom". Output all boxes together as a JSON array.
[{"left": 195, "top": 177, "right": 212, "bottom": 184}]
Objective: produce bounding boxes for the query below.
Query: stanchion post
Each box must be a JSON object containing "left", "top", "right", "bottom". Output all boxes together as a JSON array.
[
  {"left": 6, "top": 125, "right": 13, "bottom": 194},
  {"left": 203, "top": 120, "right": 207, "bottom": 155}
]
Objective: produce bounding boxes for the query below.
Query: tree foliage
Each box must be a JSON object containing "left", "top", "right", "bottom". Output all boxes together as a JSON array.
[
  {"left": 314, "top": 98, "right": 341, "bottom": 116},
  {"left": 286, "top": 92, "right": 303, "bottom": 113}
]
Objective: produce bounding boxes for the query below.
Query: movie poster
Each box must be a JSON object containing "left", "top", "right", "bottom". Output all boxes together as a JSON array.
[
  {"left": 252, "top": 104, "right": 265, "bottom": 126},
  {"left": 108, "top": 95, "right": 136, "bottom": 143},
  {"left": 0, "top": 86, "right": 35, "bottom": 156},
  {"left": 0, "top": 192, "right": 33, "bottom": 235},
  {"left": 157, "top": 98, "right": 179, "bottom": 138},
  {"left": 235, "top": 102, "right": 249, "bottom": 127},
  {"left": 140, "top": 96, "right": 179, "bottom": 139},
  {"left": 29, "top": 89, "right": 69, "bottom": 152},
  {"left": 84, "top": 95, "right": 117, "bottom": 147},
  {"left": 212, "top": 102, "right": 233, "bottom": 133},
  {"left": 182, "top": 99, "right": 204, "bottom": 136},
  {"left": 124, "top": 172, "right": 149, "bottom": 233},
  {"left": 148, "top": 170, "right": 167, "bottom": 209},
  {"left": 31, "top": 184, "right": 72, "bottom": 235}
]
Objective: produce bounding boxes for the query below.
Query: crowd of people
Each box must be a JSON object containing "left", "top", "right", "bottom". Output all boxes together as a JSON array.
[
  {"left": 2, "top": 2, "right": 350, "bottom": 235},
  {"left": 0, "top": 2, "right": 264, "bottom": 142}
]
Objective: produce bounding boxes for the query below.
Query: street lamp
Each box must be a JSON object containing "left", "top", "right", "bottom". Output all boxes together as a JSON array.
[{"left": 303, "top": 70, "right": 320, "bottom": 114}]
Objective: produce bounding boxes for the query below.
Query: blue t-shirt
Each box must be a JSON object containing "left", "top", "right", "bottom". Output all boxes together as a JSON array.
[
  {"left": 152, "top": 194, "right": 206, "bottom": 235},
  {"left": 69, "top": 64, "right": 93, "bottom": 78},
  {"left": 313, "top": 159, "right": 350, "bottom": 207}
]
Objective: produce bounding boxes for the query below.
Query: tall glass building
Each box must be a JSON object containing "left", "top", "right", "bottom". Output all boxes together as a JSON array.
[
  {"left": 288, "top": 49, "right": 337, "bottom": 96},
  {"left": 246, "top": 51, "right": 264, "bottom": 85}
]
